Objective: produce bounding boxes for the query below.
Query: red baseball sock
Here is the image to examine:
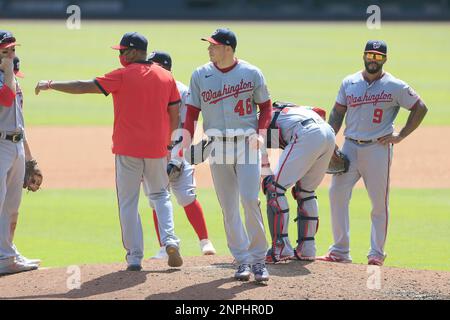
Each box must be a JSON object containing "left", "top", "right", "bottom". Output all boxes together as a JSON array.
[
  {"left": 152, "top": 210, "right": 163, "bottom": 246},
  {"left": 184, "top": 199, "right": 208, "bottom": 240}
]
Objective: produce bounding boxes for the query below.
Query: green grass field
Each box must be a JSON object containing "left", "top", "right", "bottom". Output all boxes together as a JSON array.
[
  {"left": 16, "top": 188, "right": 450, "bottom": 271},
  {"left": 2, "top": 20, "right": 450, "bottom": 125},
  {"left": 3, "top": 21, "right": 449, "bottom": 272}
]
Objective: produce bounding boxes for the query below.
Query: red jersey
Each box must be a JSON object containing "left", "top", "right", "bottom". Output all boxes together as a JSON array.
[{"left": 95, "top": 62, "right": 180, "bottom": 158}]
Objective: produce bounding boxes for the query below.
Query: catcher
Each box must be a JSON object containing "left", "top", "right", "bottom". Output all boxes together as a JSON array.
[
  {"left": 0, "top": 39, "right": 42, "bottom": 276},
  {"left": 261, "top": 101, "right": 339, "bottom": 263}
]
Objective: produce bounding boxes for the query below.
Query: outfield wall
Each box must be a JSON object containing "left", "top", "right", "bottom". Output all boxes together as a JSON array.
[{"left": 1, "top": 0, "right": 449, "bottom": 20}]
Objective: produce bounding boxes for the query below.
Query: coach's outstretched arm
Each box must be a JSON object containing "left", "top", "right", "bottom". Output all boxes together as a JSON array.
[{"left": 35, "top": 80, "right": 102, "bottom": 95}]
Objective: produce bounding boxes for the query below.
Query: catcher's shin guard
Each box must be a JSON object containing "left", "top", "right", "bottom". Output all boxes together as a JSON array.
[
  {"left": 292, "top": 181, "right": 319, "bottom": 259},
  {"left": 263, "top": 176, "right": 291, "bottom": 263}
]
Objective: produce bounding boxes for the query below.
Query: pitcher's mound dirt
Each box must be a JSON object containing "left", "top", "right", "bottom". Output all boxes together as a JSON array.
[{"left": 1, "top": 256, "right": 449, "bottom": 300}]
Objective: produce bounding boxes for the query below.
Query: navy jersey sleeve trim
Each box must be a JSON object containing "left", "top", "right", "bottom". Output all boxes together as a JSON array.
[{"left": 93, "top": 79, "right": 109, "bottom": 96}]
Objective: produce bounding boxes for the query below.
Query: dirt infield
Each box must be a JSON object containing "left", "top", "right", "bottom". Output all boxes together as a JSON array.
[
  {"left": 27, "top": 126, "right": 450, "bottom": 189},
  {"left": 1, "top": 256, "right": 449, "bottom": 300}
]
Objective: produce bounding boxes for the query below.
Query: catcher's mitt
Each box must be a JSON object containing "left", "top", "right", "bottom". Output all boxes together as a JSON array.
[
  {"left": 167, "top": 158, "right": 184, "bottom": 182},
  {"left": 326, "top": 149, "right": 350, "bottom": 175},
  {"left": 23, "top": 159, "right": 43, "bottom": 192}
]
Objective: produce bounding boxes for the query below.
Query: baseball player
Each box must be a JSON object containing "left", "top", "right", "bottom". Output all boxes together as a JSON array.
[
  {"left": 182, "top": 28, "right": 273, "bottom": 282},
  {"left": 35, "top": 32, "right": 184, "bottom": 271},
  {"left": 261, "top": 102, "right": 335, "bottom": 263},
  {"left": 317, "top": 40, "right": 428, "bottom": 266},
  {"left": 0, "top": 32, "right": 40, "bottom": 275},
  {"left": 146, "top": 51, "right": 216, "bottom": 258}
]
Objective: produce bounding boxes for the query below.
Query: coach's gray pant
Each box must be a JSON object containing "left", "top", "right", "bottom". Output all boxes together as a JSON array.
[
  {"left": 0, "top": 140, "right": 24, "bottom": 266},
  {"left": 115, "top": 155, "right": 179, "bottom": 266}
]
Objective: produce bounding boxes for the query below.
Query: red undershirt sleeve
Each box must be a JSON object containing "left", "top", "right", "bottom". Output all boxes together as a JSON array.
[
  {"left": 0, "top": 85, "right": 16, "bottom": 107},
  {"left": 182, "top": 104, "right": 201, "bottom": 147},
  {"left": 257, "top": 99, "right": 272, "bottom": 132}
]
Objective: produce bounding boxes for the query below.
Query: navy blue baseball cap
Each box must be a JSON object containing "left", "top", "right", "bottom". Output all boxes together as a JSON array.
[
  {"left": 0, "top": 30, "right": 18, "bottom": 49},
  {"left": 112, "top": 32, "right": 148, "bottom": 51},
  {"left": 364, "top": 40, "right": 387, "bottom": 55},
  {"left": 202, "top": 28, "right": 237, "bottom": 50},
  {"left": 13, "top": 56, "right": 24, "bottom": 78},
  {"left": 147, "top": 51, "right": 172, "bottom": 71}
]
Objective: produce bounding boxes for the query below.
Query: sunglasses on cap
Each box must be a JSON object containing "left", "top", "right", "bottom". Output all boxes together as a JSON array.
[{"left": 365, "top": 52, "right": 386, "bottom": 61}]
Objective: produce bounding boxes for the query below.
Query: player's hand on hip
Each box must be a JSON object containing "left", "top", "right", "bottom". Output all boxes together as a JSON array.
[
  {"left": 378, "top": 132, "right": 404, "bottom": 145},
  {"left": 35, "top": 80, "right": 52, "bottom": 95}
]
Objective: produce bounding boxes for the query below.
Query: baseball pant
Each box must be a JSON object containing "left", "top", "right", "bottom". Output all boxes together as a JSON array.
[
  {"left": 328, "top": 139, "right": 392, "bottom": 260},
  {"left": 209, "top": 137, "right": 267, "bottom": 265},
  {"left": 0, "top": 140, "right": 24, "bottom": 266},
  {"left": 116, "top": 155, "right": 179, "bottom": 266},
  {"left": 272, "top": 122, "right": 336, "bottom": 256}
]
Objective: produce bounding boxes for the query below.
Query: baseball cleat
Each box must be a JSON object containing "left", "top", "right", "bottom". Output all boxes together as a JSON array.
[
  {"left": 234, "top": 264, "right": 251, "bottom": 281},
  {"left": 151, "top": 246, "right": 168, "bottom": 259},
  {"left": 252, "top": 263, "right": 270, "bottom": 283},
  {"left": 293, "top": 249, "right": 315, "bottom": 261},
  {"left": 265, "top": 253, "right": 292, "bottom": 264},
  {"left": 126, "top": 264, "right": 143, "bottom": 271},
  {"left": 265, "top": 247, "right": 293, "bottom": 264},
  {"left": 368, "top": 255, "right": 385, "bottom": 266},
  {"left": 199, "top": 239, "right": 216, "bottom": 255},
  {"left": 16, "top": 255, "right": 41, "bottom": 266},
  {"left": 166, "top": 245, "right": 183, "bottom": 268},
  {"left": 316, "top": 252, "right": 352, "bottom": 264},
  {"left": 0, "top": 260, "right": 38, "bottom": 276}
]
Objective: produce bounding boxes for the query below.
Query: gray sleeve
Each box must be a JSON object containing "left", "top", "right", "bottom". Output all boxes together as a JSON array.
[
  {"left": 336, "top": 80, "right": 347, "bottom": 106},
  {"left": 396, "top": 81, "right": 420, "bottom": 110},
  {"left": 186, "top": 70, "right": 201, "bottom": 110},
  {"left": 253, "top": 69, "right": 270, "bottom": 104}
]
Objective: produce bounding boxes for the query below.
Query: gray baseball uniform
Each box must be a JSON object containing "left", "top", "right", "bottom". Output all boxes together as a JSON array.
[
  {"left": 186, "top": 59, "right": 270, "bottom": 265},
  {"left": 264, "top": 105, "right": 335, "bottom": 258},
  {"left": 144, "top": 81, "right": 196, "bottom": 209},
  {"left": 0, "top": 72, "right": 26, "bottom": 266},
  {"left": 329, "top": 71, "right": 420, "bottom": 260}
]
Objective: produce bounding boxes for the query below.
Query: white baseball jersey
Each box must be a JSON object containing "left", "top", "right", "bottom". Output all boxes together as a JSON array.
[
  {"left": 186, "top": 59, "right": 270, "bottom": 136},
  {"left": 0, "top": 73, "right": 24, "bottom": 132},
  {"left": 176, "top": 81, "right": 189, "bottom": 125},
  {"left": 274, "top": 106, "right": 327, "bottom": 146},
  {"left": 337, "top": 71, "right": 420, "bottom": 140}
]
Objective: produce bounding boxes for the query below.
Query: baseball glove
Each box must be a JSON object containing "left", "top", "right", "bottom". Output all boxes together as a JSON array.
[
  {"left": 326, "top": 149, "right": 350, "bottom": 175},
  {"left": 167, "top": 158, "right": 184, "bottom": 182},
  {"left": 23, "top": 159, "right": 43, "bottom": 192}
]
